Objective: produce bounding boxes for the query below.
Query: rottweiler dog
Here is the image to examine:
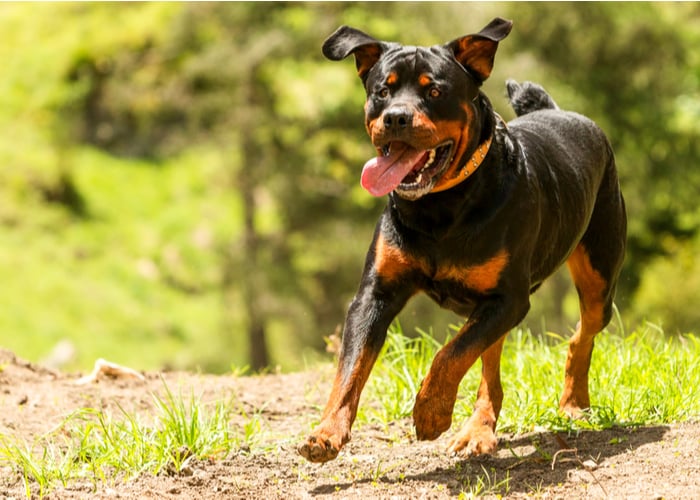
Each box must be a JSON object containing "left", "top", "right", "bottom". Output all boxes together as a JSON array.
[{"left": 298, "top": 18, "right": 626, "bottom": 463}]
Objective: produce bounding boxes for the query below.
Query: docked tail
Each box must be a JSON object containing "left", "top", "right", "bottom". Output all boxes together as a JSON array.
[{"left": 506, "top": 79, "right": 559, "bottom": 117}]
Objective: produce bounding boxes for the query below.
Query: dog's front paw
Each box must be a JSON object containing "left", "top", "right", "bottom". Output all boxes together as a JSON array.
[
  {"left": 412, "top": 383, "right": 455, "bottom": 440},
  {"left": 559, "top": 391, "right": 591, "bottom": 420},
  {"left": 297, "top": 424, "right": 348, "bottom": 463},
  {"left": 560, "top": 402, "right": 590, "bottom": 420},
  {"left": 446, "top": 418, "right": 498, "bottom": 457},
  {"left": 297, "top": 434, "right": 340, "bottom": 463}
]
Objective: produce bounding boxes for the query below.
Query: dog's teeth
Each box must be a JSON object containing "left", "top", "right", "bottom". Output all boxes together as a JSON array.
[{"left": 427, "top": 148, "right": 436, "bottom": 165}]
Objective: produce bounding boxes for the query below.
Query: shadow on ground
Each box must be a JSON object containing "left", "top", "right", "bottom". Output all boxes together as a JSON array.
[{"left": 310, "top": 425, "right": 670, "bottom": 497}]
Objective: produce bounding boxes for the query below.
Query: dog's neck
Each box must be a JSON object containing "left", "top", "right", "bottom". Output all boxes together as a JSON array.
[{"left": 430, "top": 93, "right": 500, "bottom": 194}]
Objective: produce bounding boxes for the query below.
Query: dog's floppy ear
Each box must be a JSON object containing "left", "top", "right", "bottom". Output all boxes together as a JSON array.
[
  {"left": 447, "top": 17, "right": 513, "bottom": 83},
  {"left": 322, "top": 26, "right": 386, "bottom": 81}
]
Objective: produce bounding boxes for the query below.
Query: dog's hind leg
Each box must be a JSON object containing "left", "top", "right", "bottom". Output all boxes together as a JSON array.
[
  {"left": 560, "top": 244, "right": 610, "bottom": 416},
  {"left": 560, "top": 163, "right": 626, "bottom": 417},
  {"left": 447, "top": 333, "right": 506, "bottom": 456}
]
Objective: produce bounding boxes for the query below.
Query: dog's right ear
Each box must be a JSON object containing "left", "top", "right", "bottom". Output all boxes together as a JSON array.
[{"left": 322, "top": 26, "right": 385, "bottom": 81}]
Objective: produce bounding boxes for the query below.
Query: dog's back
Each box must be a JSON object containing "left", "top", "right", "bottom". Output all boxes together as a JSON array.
[
  {"left": 503, "top": 80, "right": 624, "bottom": 284},
  {"left": 506, "top": 79, "right": 611, "bottom": 179}
]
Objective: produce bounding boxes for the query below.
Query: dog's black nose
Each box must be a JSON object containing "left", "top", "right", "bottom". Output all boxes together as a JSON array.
[{"left": 383, "top": 108, "right": 413, "bottom": 130}]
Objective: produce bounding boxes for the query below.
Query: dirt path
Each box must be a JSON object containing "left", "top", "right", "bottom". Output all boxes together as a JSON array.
[{"left": 1, "top": 349, "right": 698, "bottom": 499}]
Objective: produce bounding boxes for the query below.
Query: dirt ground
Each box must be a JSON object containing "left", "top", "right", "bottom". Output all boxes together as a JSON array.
[{"left": 1, "top": 348, "right": 698, "bottom": 499}]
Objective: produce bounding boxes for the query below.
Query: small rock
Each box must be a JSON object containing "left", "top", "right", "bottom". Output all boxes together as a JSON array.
[{"left": 582, "top": 459, "right": 598, "bottom": 470}]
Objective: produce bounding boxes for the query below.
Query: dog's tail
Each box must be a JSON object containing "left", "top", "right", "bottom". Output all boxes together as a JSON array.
[{"left": 506, "top": 79, "right": 559, "bottom": 116}]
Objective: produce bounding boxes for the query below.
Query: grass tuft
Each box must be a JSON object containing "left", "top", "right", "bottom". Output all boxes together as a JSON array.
[
  {"left": 462, "top": 465, "right": 511, "bottom": 498},
  {"left": 356, "top": 325, "right": 444, "bottom": 427},
  {"left": 0, "top": 378, "right": 261, "bottom": 498}
]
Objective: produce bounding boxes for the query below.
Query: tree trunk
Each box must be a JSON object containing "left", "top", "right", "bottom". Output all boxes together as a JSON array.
[{"left": 240, "top": 181, "right": 270, "bottom": 371}]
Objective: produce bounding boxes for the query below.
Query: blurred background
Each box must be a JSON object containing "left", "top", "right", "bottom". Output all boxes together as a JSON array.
[{"left": 1, "top": 2, "right": 698, "bottom": 373}]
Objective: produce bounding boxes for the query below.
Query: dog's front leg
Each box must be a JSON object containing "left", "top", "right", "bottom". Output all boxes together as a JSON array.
[
  {"left": 446, "top": 333, "right": 506, "bottom": 456},
  {"left": 298, "top": 262, "right": 413, "bottom": 463},
  {"left": 413, "top": 295, "right": 528, "bottom": 445}
]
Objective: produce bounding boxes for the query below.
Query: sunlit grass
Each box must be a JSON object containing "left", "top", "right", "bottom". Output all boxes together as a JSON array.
[
  {"left": 0, "top": 379, "right": 262, "bottom": 498},
  {"left": 355, "top": 327, "right": 444, "bottom": 426},
  {"left": 455, "top": 464, "right": 512, "bottom": 499},
  {"left": 358, "top": 321, "right": 700, "bottom": 434}
]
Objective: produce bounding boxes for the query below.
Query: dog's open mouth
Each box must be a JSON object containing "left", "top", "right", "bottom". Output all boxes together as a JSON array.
[
  {"left": 394, "top": 142, "right": 454, "bottom": 199},
  {"left": 361, "top": 141, "right": 454, "bottom": 199}
]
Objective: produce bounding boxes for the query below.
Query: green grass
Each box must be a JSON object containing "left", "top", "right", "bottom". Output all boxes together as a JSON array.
[
  {"left": 358, "top": 321, "right": 700, "bottom": 433},
  {"left": 456, "top": 465, "right": 512, "bottom": 499},
  {"left": 0, "top": 145, "right": 253, "bottom": 373},
  {"left": 0, "top": 379, "right": 262, "bottom": 498}
]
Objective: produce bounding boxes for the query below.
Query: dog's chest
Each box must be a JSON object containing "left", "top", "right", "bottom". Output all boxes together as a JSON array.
[
  {"left": 421, "top": 250, "right": 508, "bottom": 315},
  {"left": 423, "top": 280, "right": 478, "bottom": 316},
  {"left": 375, "top": 233, "right": 507, "bottom": 316}
]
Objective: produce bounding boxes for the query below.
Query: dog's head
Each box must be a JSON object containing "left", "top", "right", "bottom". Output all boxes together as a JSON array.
[{"left": 323, "top": 18, "right": 512, "bottom": 200}]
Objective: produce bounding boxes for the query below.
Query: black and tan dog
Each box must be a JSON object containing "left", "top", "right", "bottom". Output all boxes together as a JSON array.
[{"left": 298, "top": 18, "right": 626, "bottom": 463}]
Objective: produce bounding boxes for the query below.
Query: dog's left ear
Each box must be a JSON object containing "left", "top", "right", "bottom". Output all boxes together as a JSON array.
[
  {"left": 322, "top": 26, "right": 387, "bottom": 82},
  {"left": 447, "top": 17, "right": 513, "bottom": 83}
]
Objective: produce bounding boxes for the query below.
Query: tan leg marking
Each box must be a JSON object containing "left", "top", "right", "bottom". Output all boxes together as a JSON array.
[
  {"left": 298, "top": 345, "right": 378, "bottom": 463},
  {"left": 560, "top": 244, "right": 608, "bottom": 417},
  {"left": 447, "top": 334, "right": 506, "bottom": 456}
]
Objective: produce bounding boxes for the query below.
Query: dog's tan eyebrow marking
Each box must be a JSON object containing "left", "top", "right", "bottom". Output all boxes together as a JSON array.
[
  {"left": 386, "top": 71, "right": 398, "bottom": 85},
  {"left": 418, "top": 73, "right": 432, "bottom": 87}
]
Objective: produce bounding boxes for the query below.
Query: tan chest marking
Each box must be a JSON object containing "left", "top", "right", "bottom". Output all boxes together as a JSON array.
[
  {"left": 434, "top": 249, "right": 509, "bottom": 293},
  {"left": 375, "top": 234, "right": 509, "bottom": 294}
]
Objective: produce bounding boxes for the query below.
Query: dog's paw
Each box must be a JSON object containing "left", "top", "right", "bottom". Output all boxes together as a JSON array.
[
  {"left": 297, "top": 437, "right": 338, "bottom": 463},
  {"left": 559, "top": 391, "right": 591, "bottom": 420},
  {"left": 560, "top": 402, "right": 589, "bottom": 420},
  {"left": 297, "top": 423, "right": 349, "bottom": 463},
  {"left": 446, "top": 420, "right": 498, "bottom": 457},
  {"left": 413, "top": 388, "right": 454, "bottom": 441}
]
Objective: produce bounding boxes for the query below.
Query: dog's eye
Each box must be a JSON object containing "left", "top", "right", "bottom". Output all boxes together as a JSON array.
[
  {"left": 378, "top": 88, "right": 390, "bottom": 99},
  {"left": 428, "top": 87, "right": 442, "bottom": 99}
]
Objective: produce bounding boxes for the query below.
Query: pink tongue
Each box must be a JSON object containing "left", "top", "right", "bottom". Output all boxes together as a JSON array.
[{"left": 361, "top": 143, "right": 427, "bottom": 196}]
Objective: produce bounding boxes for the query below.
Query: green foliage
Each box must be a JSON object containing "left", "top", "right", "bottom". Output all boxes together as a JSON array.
[
  {"left": 632, "top": 235, "right": 700, "bottom": 334},
  {"left": 0, "top": 147, "right": 246, "bottom": 371},
  {"left": 0, "top": 3, "right": 699, "bottom": 371}
]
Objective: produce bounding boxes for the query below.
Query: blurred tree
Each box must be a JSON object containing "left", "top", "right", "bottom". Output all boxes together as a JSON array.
[{"left": 58, "top": 3, "right": 389, "bottom": 369}]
